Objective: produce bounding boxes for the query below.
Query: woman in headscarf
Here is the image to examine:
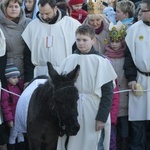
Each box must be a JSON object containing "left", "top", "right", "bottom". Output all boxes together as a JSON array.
[{"left": 0, "top": 0, "right": 31, "bottom": 88}]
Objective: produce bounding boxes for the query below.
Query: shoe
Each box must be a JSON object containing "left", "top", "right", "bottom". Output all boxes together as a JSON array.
[
  {"left": 7, "top": 144, "right": 15, "bottom": 150},
  {"left": 121, "top": 137, "right": 128, "bottom": 150},
  {"left": 18, "top": 142, "right": 25, "bottom": 150}
]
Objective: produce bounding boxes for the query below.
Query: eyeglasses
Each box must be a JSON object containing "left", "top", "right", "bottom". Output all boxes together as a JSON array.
[{"left": 141, "top": 9, "right": 150, "bottom": 12}]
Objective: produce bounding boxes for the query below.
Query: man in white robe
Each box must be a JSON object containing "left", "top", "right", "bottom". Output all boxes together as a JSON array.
[
  {"left": 124, "top": 0, "right": 150, "bottom": 149},
  {"left": 22, "top": 0, "right": 81, "bottom": 84}
]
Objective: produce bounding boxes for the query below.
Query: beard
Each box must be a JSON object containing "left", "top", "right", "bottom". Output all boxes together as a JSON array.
[
  {"left": 42, "top": 17, "right": 52, "bottom": 23},
  {"left": 42, "top": 11, "right": 57, "bottom": 23}
]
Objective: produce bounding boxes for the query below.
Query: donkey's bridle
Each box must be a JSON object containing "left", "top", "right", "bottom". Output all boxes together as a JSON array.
[
  {"left": 51, "top": 85, "right": 77, "bottom": 150},
  {"left": 51, "top": 85, "right": 77, "bottom": 130}
]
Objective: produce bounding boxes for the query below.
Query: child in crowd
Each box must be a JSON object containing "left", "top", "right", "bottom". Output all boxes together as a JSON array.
[
  {"left": 24, "top": 0, "right": 39, "bottom": 19},
  {"left": 56, "top": 0, "right": 71, "bottom": 16},
  {"left": 69, "top": 0, "right": 88, "bottom": 23},
  {"left": 116, "top": 0, "right": 135, "bottom": 28},
  {"left": 105, "top": 21, "right": 129, "bottom": 150},
  {"left": 57, "top": 24, "right": 117, "bottom": 150},
  {"left": 1, "top": 63, "right": 25, "bottom": 150}
]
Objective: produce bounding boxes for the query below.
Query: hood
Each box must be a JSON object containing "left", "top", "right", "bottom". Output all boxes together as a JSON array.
[
  {"left": 103, "top": 7, "right": 116, "bottom": 15},
  {"left": 36, "top": 8, "right": 66, "bottom": 24},
  {"left": 0, "top": 4, "right": 31, "bottom": 29}
]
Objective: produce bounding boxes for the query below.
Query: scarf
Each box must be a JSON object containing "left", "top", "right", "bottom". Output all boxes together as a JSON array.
[
  {"left": 95, "top": 22, "right": 104, "bottom": 35},
  {"left": 105, "top": 42, "right": 126, "bottom": 58}
]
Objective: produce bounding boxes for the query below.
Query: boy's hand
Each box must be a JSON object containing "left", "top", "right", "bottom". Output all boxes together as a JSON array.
[{"left": 95, "top": 120, "right": 105, "bottom": 131}]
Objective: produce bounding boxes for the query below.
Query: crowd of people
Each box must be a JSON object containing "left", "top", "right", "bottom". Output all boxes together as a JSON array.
[{"left": 0, "top": 0, "right": 150, "bottom": 150}]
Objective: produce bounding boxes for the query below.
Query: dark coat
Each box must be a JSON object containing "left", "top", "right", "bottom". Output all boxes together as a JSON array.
[{"left": 123, "top": 46, "right": 137, "bottom": 83}]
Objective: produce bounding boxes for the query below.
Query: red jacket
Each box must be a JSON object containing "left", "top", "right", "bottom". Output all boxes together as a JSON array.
[
  {"left": 1, "top": 80, "right": 24, "bottom": 123},
  {"left": 110, "top": 84, "right": 120, "bottom": 125},
  {"left": 71, "top": 9, "right": 88, "bottom": 23}
]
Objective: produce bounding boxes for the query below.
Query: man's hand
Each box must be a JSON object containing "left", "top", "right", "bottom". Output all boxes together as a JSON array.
[
  {"left": 128, "top": 81, "right": 137, "bottom": 91},
  {"left": 95, "top": 120, "right": 105, "bottom": 131}
]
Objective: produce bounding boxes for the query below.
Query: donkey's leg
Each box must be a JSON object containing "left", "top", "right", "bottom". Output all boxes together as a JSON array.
[
  {"left": 46, "top": 139, "right": 57, "bottom": 150},
  {"left": 46, "top": 143, "right": 57, "bottom": 150},
  {"left": 28, "top": 136, "right": 41, "bottom": 150}
]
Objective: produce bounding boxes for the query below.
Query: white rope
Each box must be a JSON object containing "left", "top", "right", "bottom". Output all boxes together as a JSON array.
[
  {"left": 114, "top": 89, "right": 150, "bottom": 94},
  {"left": 1, "top": 87, "right": 20, "bottom": 97},
  {"left": 1, "top": 87, "right": 150, "bottom": 98}
]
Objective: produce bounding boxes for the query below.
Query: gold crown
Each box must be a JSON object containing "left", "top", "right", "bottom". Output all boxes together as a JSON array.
[
  {"left": 109, "top": 21, "right": 126, "bottom": 42},
  {"left": 87, "top": 0, "right": 103, "bottom": 14}
]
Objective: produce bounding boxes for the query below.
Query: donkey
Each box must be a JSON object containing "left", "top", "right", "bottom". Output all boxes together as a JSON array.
[{"left": 27, "top": 62, "right": 80, "bottom": 150}]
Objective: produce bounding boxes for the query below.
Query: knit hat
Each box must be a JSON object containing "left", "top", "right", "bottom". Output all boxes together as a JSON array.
[
  {"left": 69, "top": 0, "right": 84, "bottom": 5},
  {"left": 5, "top": 63, "right": 20, "bottom": 79}
]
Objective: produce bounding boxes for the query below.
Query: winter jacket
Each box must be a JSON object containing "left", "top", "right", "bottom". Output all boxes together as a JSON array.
[
  {"left": 123, "top": 46, "right": 137, "bottom": 82},
  {"left": 110, "top": 84, "right": 120, "bottom": 125},
  {"left": 1, "top": 80, "right": 24, "bottom": 123},
  {"left": 71, "top": 9, "right": 88, "bottom": 23},
  {"left": 103, "top": 6, "right": 116, "bottom": 24},
  {"left": 0, "top": 4, "right": 31, "bottom": 87}
]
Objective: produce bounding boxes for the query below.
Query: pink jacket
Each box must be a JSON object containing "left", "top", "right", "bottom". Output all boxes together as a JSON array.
[
  {"left": 0, "top": 80, "right": 23, "bottom": 123},
  {"left": 110, "top": 84, "right": 120, "bottom": 125}
]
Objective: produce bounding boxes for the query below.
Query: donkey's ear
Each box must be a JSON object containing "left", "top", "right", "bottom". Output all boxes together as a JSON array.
[
  {"left": 47, "top": 62, "right": 59, "bottom": 81},
  {"left": 67, "top": 65, "right": 80, "bottom": 83}
]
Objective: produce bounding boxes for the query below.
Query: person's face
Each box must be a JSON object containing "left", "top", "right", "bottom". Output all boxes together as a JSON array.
[
  {"left": 6, "top": 1, "right": 21, "bottom": 20},
  {"left": 25, "top": 0, "right": 34, "bottom": 11},
  {"left": 110, "top": 41, "right": 122, "bottom": 51},
  {"left": 76, "top": 33, "right": 95, "bottom": 53},
  {"left": 72, "top": 4, "right": 82, "bottom": 12},
  {"left": 39, "top": 3, "right": 57, "bottom": 23},
  {"left": 116, "top": 7, "right": 128, "bottom": 21},
  {"left": 7, "top": 76, "right": 19, "bottom": 86},
  {"left": 140, "top": 3, "right": 150, "bottom": 22},
  {"left": 88, "top": 14, "right": 103, "bottom": 29}
]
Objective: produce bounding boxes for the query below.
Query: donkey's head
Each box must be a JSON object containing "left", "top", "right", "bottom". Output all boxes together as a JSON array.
[{"left": 47, "top": 62, "right": 80, "bottom": 136}]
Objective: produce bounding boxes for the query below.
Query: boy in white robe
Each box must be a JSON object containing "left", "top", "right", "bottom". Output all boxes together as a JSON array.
[{"left": 57, "top": 24, "right": 117, "bottom": 150}]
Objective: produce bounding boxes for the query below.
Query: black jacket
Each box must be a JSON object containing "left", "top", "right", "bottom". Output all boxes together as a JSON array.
[
  {"left": 0, "top": 52, "right": 7, "bottom": 87},
  {"left": 123, "top": 45, "right": 137, "bottom": 83}
]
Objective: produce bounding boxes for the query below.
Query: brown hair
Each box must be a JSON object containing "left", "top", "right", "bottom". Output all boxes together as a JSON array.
[{"left": 75, "top": 24, "right": 95, "bottom": 39}]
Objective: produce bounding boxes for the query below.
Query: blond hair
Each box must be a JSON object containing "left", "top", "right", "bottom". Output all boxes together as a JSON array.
[{"left": 116, "top": 0, "right": 135, "bottom": 18}]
